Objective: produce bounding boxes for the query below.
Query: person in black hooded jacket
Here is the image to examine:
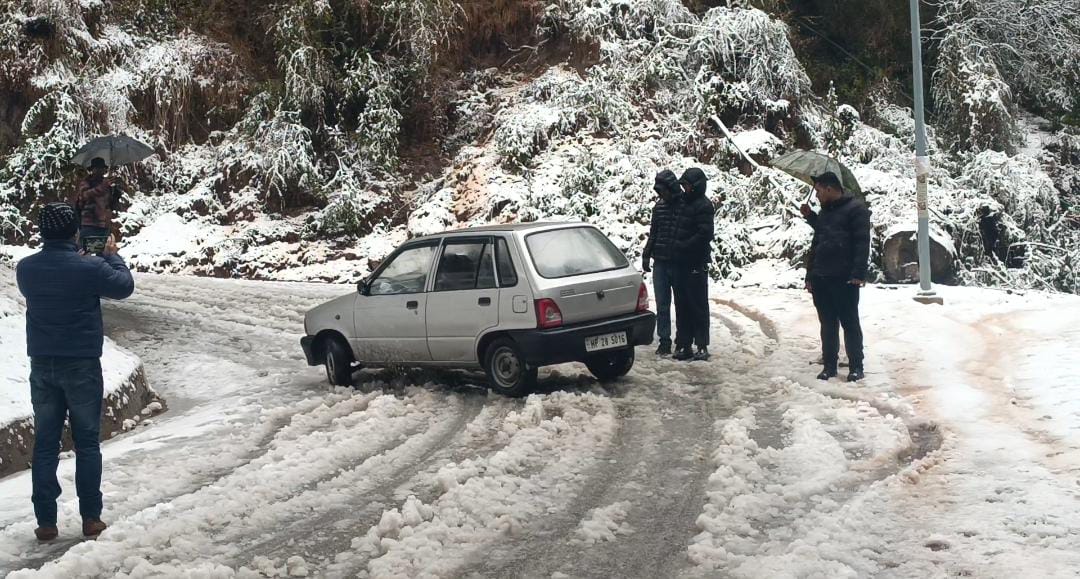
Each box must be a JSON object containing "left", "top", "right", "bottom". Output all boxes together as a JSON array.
[
  {"left": 671, "top": 167, "right": 715, "bottom": 361},
  {"left": 642, "top": 170, "right": 681, "bottom": 355},
  {"left": 800, "top": 171, "right": 871, "bottom": 382}
]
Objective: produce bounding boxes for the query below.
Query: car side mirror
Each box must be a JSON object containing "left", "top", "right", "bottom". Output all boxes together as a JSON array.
[{"left": 358, "top": 280, "right": 370, "bottom": 296}]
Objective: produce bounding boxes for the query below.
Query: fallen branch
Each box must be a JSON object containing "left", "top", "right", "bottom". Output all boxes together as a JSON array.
[{"left": 709, "top": 115, "right": 759, "bottom": 170}]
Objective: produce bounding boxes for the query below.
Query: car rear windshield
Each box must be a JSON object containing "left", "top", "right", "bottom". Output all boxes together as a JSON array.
[{"left": 525, "top": 227, "right": 629, "bottom": 279}]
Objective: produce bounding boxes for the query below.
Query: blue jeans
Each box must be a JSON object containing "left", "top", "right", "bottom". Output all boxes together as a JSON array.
[
  {"left": 652, "top": 261, "right": 675, "bottom": 344},
  {"left": 30, "top": 357, "right": 104, "bottom": 527}
]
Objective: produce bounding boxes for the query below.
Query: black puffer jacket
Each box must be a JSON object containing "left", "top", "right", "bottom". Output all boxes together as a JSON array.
[
  {"left": 673, "top": 168, "right": 715, "bottom": 265},
  {"left": 805, "top": 195, "right": 872, "bottom": 280},
  {"left": 644, "top": 170, "right": 680, "bottom": 262}
]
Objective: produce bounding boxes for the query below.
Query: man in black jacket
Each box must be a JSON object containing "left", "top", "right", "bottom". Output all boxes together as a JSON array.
[
  {"left": 16, "top": 203, "right": 135, "bottom": 541},
  {"left": 800, "top": 172, "right": 871, "bottom": 382},
  {"left": 642, "top": 170, "right": 681, "bottom": 356},
  {"left": 672, "top": 167, "right": 715, "bottom": 361}
]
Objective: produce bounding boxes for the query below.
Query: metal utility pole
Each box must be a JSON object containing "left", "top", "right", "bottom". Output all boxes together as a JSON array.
[{"left": 909, "top": 0, "right": 943, "bottom": 305}]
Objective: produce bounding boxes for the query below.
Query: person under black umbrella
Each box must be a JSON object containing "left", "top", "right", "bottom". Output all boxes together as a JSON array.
[
  {"left": 69, "top": 135, "right": 153, "bottom": 249},
  {"left": 800, "top": 171, "right": 872, "bottom": 382},
  {"left": 73, "top": 157, "right": 124, "bottom": 244}
]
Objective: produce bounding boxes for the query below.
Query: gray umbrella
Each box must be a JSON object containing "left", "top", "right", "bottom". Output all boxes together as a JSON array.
[
  {"left": 770, "top": 150, "right": 863, "bottom": 200},
  {"left": 71, "top": 135, "right": 154, "bottom": 168}
]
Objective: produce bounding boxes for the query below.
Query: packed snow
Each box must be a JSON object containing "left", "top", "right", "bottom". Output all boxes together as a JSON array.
[{"left": 0, "top": 268, "right": 1077, "bottom": 577}]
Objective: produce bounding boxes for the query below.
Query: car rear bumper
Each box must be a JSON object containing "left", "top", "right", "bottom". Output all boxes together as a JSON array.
[
  {"left": 509, "top": 311, "right": 656, "bottom": 366},
  {"left": 301, "top": 336, "right": 318, "bottom": 366}
]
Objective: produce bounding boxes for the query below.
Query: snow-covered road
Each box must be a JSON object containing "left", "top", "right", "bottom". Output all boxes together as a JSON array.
[{"left": 1, "top": 275, "right": 1079, "bottom": 578}]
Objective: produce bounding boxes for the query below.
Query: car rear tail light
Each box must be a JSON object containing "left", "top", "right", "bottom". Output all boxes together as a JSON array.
[
  {"left": 637, "top": 283, "right": 650, "bottom": 313},
  {"left": 535, "top": 298, "right": 564, "bottom": 329}
]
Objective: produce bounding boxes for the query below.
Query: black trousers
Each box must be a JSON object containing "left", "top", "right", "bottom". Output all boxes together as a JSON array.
[
  {"left": 810, "top": 276, "right": 864, "bottom": 370},
  {"left": 673, "top": 262, "right": 710, "bottom": 348}
]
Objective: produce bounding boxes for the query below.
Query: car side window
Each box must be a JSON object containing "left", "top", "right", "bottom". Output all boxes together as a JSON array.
[
  {"left": 495, "top": 238, "right": 518, "bottom": 287},
  {"left": 369, "top": 244, "right": 437, "bottom": 296},
  {"left": 434, "top": 240, "right": 496, "bottom": 292},
  {"left": 477, "top": 243, "right": 497, "bottom": 290}
]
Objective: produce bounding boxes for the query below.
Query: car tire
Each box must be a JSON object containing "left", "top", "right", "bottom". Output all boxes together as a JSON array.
[
  {"left": 323, "top": 336, "right": 354, "bottom": 387},
  {"left": 484, "top": 338, "right": 537, "bottom": 397},
  {"left": 585, "top": 349, "right": 635, "bottom": 383}
]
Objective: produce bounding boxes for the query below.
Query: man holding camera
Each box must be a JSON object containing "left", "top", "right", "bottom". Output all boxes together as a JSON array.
[
  {"left": 16, "top": 203, "right": 135, "bottom": 541},
  {"left": 75, "top": 157, "right": 122, "bottom": 241}
]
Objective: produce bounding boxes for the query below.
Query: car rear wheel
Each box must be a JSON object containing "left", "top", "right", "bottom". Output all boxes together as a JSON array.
[
  {"left": 585, "top": 349, "right": 635, "bottom": 382},
  {"left": 323, "top": 337, "right": 354, "bottom": 386},
  {"left": 484, "top": 338, "right": 537, "bottom": 397}
]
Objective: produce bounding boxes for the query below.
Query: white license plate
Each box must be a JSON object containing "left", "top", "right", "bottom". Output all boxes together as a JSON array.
[{"left": 585, "top": 331, "right": 628, "bottom": 352}]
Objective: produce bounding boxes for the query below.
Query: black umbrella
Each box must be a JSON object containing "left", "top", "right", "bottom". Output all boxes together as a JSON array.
[{"left": 71, "top": 135, "right": 154, "bottom": 168}]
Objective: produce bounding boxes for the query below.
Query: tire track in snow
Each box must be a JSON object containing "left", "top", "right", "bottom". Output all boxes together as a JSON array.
[
  {"left": 685, "top": 380, "right": 933, "bottom": 577},
  {"left": 326, "top": 392, "right": 620, "bottom": 578},
  {"left": 228, "top": 390, "right": 501, "bottom": 569},
  {"left": 685, "top": 296, "right": 946, "bottom": 577},
  {"left": 463, "top": 303, "right": 780, "bottom": 579},
  {"left": 13, "top": 392, "right": 449, "bottom": 578},
  {"left": 2, "top": 391, "right": 382, "bottom": 573},
  {"left": 0, "top": 277, "right": 353, "bottom": 574}
]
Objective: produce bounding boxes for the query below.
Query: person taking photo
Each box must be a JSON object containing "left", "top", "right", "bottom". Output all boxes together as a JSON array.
[{"left": 16, "top": 203, "right": 135, "bottom": 542}]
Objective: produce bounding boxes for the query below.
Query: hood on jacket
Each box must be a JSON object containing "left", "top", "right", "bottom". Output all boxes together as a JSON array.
[
  {"left": 678, "top": 167, "right": 708, "bottom": 199},
  {"left": 653, "top": 170, "right": 680, "bottom": 198}
]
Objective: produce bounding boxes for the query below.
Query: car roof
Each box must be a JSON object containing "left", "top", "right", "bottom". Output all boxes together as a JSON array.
[{"left": 410, "top": 221, "right": 591, "bottom": 242}]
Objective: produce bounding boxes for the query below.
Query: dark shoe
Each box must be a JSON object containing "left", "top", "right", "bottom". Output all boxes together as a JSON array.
[
  {"left": 35, "top": 526, "right": 58, "bottom": 541},
  {"left": 672, "top": 347, "right": 694, "bottom": 361},
  {"left": 693, "top": 347, "right": 710, "bottom": 361},
  {"left": 847, "top": 368, "right": 865, "bottom": 382},
  {"left": 83, "top": 518, "right": 107, "bottom": 538},
  {"left": 656, "top": 341, "right": 672, "bottom": 356},
  {"left": 816, "top": 368, "right": 838, "bottom": 381}
]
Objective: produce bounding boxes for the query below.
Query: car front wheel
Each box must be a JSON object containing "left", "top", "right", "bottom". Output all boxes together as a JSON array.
[
  {"left": 323, "top": 337, "right": 354, "bottom": 386},
  {"left": 484, "top": 338, "right": 537, "bottom": 397},
  {"left": 585, "top": 349, "right": 635, "bottom": 382}
]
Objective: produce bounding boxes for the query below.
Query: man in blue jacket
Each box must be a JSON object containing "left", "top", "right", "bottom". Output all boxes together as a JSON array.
[{"left": 16, "top": 203, "right": 135, "bottom": 541}]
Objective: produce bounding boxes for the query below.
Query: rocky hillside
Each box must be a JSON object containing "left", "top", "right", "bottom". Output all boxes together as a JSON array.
[{"left": 1, "top": 0, "right": 1078, "bottom": 291}]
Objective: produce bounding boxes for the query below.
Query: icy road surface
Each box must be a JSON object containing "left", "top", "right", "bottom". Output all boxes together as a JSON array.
[{"left": 1, "top": 275, "right": 1079, "bottom": 578}]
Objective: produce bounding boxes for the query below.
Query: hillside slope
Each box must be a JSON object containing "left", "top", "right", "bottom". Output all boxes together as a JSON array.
[{"left": 1, "top": 0, "right": 1077, "bottom": 290}]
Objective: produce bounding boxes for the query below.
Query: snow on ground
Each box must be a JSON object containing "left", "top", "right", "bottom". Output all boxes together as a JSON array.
[
  {"left": 0, "top": 252, "right": 141, "bottom": 429},
  {"left": 0, "top": 268, "right": 1078, "bottom": 578},
  {"left": 575, "top": 501, "right": 633, "bottom": 544}
]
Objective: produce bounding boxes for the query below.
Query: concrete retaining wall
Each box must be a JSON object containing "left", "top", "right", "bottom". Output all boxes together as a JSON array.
[{"left": 0, "top": 365, "right": 165, "bottom": 479}]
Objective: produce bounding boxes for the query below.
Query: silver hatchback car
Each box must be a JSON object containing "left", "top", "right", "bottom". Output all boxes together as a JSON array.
[{"left": 301, "top": 222, "right": 657, "bottom": 396}]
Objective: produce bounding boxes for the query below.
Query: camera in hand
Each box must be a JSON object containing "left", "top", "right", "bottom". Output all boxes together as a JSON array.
[{"left": 82, "top": 235, "right": 108, "bottom": 255}]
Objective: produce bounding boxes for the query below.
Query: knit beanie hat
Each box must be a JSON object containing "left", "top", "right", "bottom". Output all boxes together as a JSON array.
[{"left": 39, "top": 202, "right": 79, "bottom": 240}]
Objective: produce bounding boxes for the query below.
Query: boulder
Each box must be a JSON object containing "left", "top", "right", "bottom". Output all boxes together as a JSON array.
[{"left": 882, "top": 225, "right": 956, "bottom": 284}]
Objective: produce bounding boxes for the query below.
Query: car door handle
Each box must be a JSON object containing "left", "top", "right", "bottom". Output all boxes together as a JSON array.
[
  {"left": 478, "top": 297, "right": 491, "bottom": 306},
  {"left": 406, "top": 300, "right": 419, "bottom": 310}
]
